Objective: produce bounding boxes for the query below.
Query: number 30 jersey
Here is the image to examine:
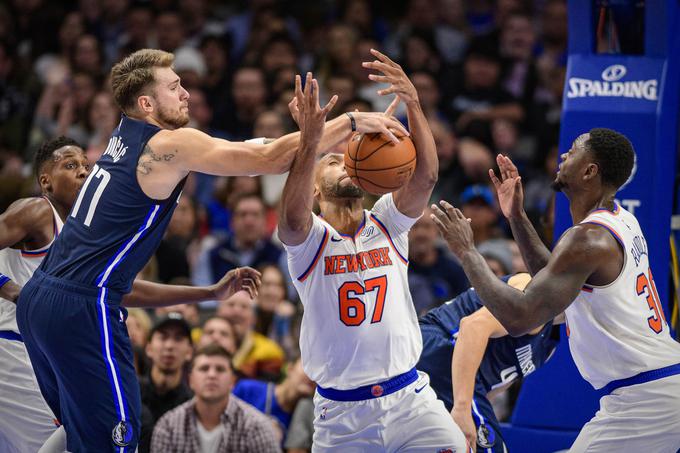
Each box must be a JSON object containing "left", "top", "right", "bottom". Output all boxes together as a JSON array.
[
  {"left": 40, "top": 115, "right": 185, "bottom": 295},
  {"left": 565, "top": 203, "right": 680, "bottom": 389},
  {"left": 285, "top": 194, "right": 422, "bottom": 389}
]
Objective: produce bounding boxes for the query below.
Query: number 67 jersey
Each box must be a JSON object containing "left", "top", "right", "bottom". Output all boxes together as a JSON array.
[
  {"left": 566, "top": 203, "right": 680, "bottom": 390},
  {"left": 40, "top": 115, "right": 185, "bottom": 294},
  {"left": 284, "top": 194, "right": 422, "bottom": 390}
]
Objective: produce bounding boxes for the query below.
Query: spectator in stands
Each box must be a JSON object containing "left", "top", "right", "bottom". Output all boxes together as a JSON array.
[
  {"left": 233, "top": 358, "right": 315, "bottom": 440},
  {"left": 155, "top": 11, "right": 186, "bottom": 53},
  {"left": 151, "top": 344, "right": 281, "bottom": 452},
  {"left": 255, "top": 264, "right": 297, "bottom": 358},
  {"left": 155, "top": 301, "right": 203, "bottom": 345},
  {"left": 155, "top": 195, "right": 200, "bottom": 284},
  {"left": 197, "top": 316, "right": 237, "bottom": 354},
  {"left": 85, "top": 90, "right": 119, "bottom": 162},
  {"left": 460, "top": 184, "right": 503, "bottom": 244},
  {"left": 284, "top": 397, "right": 314, "bottom": 453},
  {"left": 208, "top": 193, "right": 282, "bottom": 284},
  {"left": 409, "top": 207, "right": 470, "bottom": 313},
  {"left": 126, "top": 307, "right": 153, "bottom": 376},
  {"left": 478, "top": 238, "right": 514, "bottom": 276},
  {"left": 141, "top": 314, "right": 195, "bottom": 426},
  {"left": 221, "top": 66, "right": 268, "bottom": 139},
  {"left": 217, "top": 290, "right": 285, "bottom": 380}
]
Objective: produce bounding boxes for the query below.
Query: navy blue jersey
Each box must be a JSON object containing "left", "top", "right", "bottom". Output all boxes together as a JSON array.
[
  {"left": 41, "top": 116, "right": 185, "bottom": 295},
  {"left": 419, "top": 276, "right": 560, "bottom": 395}
]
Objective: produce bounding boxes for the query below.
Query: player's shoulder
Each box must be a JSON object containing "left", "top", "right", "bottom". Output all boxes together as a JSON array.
[
  {"left": 149, "top": 127, "right": 216, "bottom": 151},
  {"left": 555, "top": 223, "right": 619, "bottom": 260},
  {"left": 1, "top": 197, "right": 52, "bottom": 223}
]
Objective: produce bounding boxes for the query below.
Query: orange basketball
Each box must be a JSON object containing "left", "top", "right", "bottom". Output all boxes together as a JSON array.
[{"left": 344, "top": 133, "right": 417, "bottom": 195}]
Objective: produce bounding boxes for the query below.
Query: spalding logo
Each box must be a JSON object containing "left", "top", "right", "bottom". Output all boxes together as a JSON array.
[{"left": 601, "top": 64, "right": 627, "bottom": 82}]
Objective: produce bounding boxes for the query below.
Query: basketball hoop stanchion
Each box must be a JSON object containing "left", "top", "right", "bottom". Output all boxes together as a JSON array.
[{"left": 501, "top": 1, "right": 680, "bottom": 451}]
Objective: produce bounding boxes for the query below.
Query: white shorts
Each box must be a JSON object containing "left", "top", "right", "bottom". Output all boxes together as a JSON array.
[
  {"left": 312, "top": 371, "right": 468, "bottom": 452},
  {"left": 0, "top": 337, "right": 59, "bottom": 453},
  {"left": 570, "top": 374, "right": 680, "bottom": 453}
]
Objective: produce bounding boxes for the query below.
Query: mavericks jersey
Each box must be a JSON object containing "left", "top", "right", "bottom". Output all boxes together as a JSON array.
[
  {"left": 420, "top": 274, "right": 559, "bottom": 395},
  {"left": 285, "top": 194, "right": 421, "bottom": 389},
  {"left": 566, "top": 203, "right": 680, "bottom": 389},
  {"left": 40, "top": 116, "right": 185, "bottom": 295},
  {"left": 0, "top": 197, "right": 63, "bottom": 332}
]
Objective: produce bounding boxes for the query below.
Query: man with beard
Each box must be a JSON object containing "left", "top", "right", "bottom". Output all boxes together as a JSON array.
[
  {"left": 16, "top": 48, "right": 405, "bottom": 453},
  {"left": 278, "top": 53, "right": 467, "bottom": 451},
  {"left": 432, "top": 129, "right": 680, "bottom": 452}
]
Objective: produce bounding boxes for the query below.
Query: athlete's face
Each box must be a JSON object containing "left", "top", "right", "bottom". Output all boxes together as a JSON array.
[
  {"left": 190, "top": 354, "right": 235, "bottom": 404},
  {"left": 149, "top": 66, "right": 190, "bottom": 129},
  {"left": 40, "top": 146, "right": 90, "bottom": 208},
  {"left": 198, "top": 318, "right": 237, "bottom": 355},
  {"left": 146, "top": 325, "right": 193, "bottom": 373},
  {"left": 552, "top": 133, "right": 596, "bottom": 192},
  {"left": 314, "top": 153, "right": 364, "bottom": 200}
]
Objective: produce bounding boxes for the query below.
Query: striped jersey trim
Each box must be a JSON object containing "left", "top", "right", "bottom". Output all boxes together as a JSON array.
[{"left": 297, "top": 228, "right": 329, "bottom": 282}]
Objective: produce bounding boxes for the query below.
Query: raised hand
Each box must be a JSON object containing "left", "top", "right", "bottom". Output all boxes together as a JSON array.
[
  {"left": 363, "top": 48, "right": 418, "bottom": 104},
  {"left": 430, "top": 200, "right": 475, "bottom": 259},
  {"left": 291, "top": 72, "right": 338, "bottom": 147},
  {"left": 489, "top": 154, "right": 524, "bottom": 219},
  {"left": 212, "top": 266, "right": 262, "bottom": 300}
]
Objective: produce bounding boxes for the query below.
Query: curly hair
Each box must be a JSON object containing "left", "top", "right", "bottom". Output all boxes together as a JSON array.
[
  {"left": 33, "top": 136, "right": 82, "bottom": 181},
  {"left": 585, "top": 128, "right": 635, "bottom": 190}
]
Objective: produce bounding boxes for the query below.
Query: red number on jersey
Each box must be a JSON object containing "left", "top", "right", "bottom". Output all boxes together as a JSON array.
[
  {"left": 338, "top": 275, "right": 388, "bottom": 326},
  {"left": 636, "top": 269, "right": 666, "bottom": 334}
]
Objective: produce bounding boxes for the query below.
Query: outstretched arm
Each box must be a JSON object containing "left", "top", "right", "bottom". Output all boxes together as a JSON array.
[
  {"left": 432, "top": 201, "right": 616, "bottom": 335},
  {"left": 363, "top": 49, "right": 438, "bottom": 218},
  {"left": 0, "top": 198, "right": 53, "bottom": 303},
  {"left": 490, "top": 154, "right": 551, "bottom": 274},
  {"left": 451, "top": 307, "right": 509, "bottom": 451},
  {"left": 122, "top": 267, "right": 260, "bottom": 308},
  {"left": 278, "top": 73, "right": 337, "bottom": 246}
]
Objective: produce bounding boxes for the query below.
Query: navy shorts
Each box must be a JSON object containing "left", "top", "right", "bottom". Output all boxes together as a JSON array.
[
  {"left": 418, "top": 323, "right": 506, "bottom": 453},
  {"left": 16, "top": 270, "right": 140, "bottom": 453}
]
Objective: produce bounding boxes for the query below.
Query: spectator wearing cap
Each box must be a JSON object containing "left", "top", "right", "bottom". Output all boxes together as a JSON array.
[
  {"left": 151, "top": 344, "right": 281, "bottom": 453},
  {"left": 460, "top": 184, "right": 503, "bottom": 245},
  {"left": 408, "top": 207, "right": 470, "bottom": 314},
  {"left": 140, "top": 314, "right": 195, "bottom": 427}
]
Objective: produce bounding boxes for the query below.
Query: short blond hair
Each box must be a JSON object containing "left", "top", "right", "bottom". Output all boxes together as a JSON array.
[{"left": 110, "top": 49, "right": 174, "bottom": 114}]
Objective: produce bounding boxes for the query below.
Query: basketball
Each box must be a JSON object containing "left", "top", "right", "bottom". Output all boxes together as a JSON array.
[{"left": 344, "top": 133, "right": 417, "bottom": 195}]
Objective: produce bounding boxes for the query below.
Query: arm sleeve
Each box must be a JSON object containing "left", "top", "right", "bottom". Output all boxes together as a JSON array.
[{"left": 282, "top": 215, "right": 328, "bottom": 281}]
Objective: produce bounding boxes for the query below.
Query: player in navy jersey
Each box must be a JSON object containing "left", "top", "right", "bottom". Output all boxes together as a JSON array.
[
  {"left": 16, "top": 48, "right": 404, "bottom": 453},
  {"left": 417, "top": 273, "right": 562, "bottom": 452}
]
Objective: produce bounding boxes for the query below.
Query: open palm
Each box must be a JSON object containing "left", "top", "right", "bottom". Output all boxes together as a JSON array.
[{"left": 489, "top": 154, "right": 524, "bottom": 219}]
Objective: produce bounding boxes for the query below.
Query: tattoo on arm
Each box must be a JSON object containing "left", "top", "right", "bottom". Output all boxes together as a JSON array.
[{"left": 136, "top": 144, "right": 177, "bottom": 175}]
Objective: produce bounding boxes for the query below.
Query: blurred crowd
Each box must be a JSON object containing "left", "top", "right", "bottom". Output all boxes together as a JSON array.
[{"left": 0, "top": 0, "right": 566, "bottom": 450}]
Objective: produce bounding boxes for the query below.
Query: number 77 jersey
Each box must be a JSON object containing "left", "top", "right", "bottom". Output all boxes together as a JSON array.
[
  {"left": 565, "top": 203, "right": 680, "bottom": 390},
  {"left": 284, "top": 194, "right": 423, "bottom": 390},
  {"left": 40, "top": 115, "right": 186, "bottom": 294}
]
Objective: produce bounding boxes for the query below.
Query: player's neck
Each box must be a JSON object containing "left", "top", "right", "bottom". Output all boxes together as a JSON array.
[
  {"left": 569, "top": 188, "right": 617, "bottom": 223},
  {"left": 44, "top": 194, "right": 69, "bottom": 223},
  {"left": 319, "top": 199, "right": 364, "bottom": 237},
  {"left": 151, "top": 366, "right": 184, "bottom": 393}
]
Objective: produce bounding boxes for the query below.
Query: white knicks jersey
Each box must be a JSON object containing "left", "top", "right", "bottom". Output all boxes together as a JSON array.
[
  {"left": 284, "top": 194, "right": 422, "bottom": 389},
  {"left": 565, "top": 203, "right": 680, "bottom": 389},
  {"left": 0, "top": 197, "right": 63, "bottom": 332}
]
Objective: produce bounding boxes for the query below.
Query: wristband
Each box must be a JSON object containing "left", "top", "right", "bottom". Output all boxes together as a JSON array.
[
  {"left": 0, "top": 274, "right": 10, "bottom": 289},
  {"left": 345, "top": 112, "right": 356, "bottom": 132}
]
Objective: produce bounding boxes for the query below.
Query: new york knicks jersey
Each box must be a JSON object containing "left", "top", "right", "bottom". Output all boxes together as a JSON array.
[
  {"left": 40, "top": 115, "right": 185, "bottom": 295},
  {"left": 420, "top": 274, "right": 559, "bottom": 395},
  {"left": 0, "top": 197, "right": 63, "bottom": 332},
  {"left": 285, "top": 194, "right": 422, "bottom": 389},
  {"left": 566, "top": 203, "right": 680, "bottom": 389}
]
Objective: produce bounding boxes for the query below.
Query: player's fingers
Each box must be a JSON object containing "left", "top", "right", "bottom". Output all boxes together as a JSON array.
[
  {"left": 370, "top": 48, "right": 398, "bottom": 67},
  {"left": 431, "top": 203, "right": 451, "bottom": 222},
  {"left": 312, "top": 78, "right": 320, "bottom": 108},
  {"left": 368, "top": 74, "right": 391, "bottom": 84},
  {"left": 489, "top": 169, "right": 501, "bottom": 188},
  {"left": 430, "top": 212, "right": 449, "bottom": 235},
  {"left": 385, "top": 117, "right": 409, "bottom": 137},
  {"left": 377, "top": 86, "right": 398, "bottom": 96},
  {"left": 439, "top": 200, "right": 458, "bottom": 218},
  {"left": 322, "top": 94, "right": 339, "bottom": 115},
  {"left": 384, "top": 96, "right": 401, "bottom": 117},
  {"left": 362, "top": 60, "right": 397, "bottom": 75},
  {"left": 382, "top": 126, "right": 400, "bottom": 144},
  {"left": 295, "top": 74, "right": 303, "bottom": 106},
  {"left": 304, "top": 72, "right": 313, "bottom": 98}
]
